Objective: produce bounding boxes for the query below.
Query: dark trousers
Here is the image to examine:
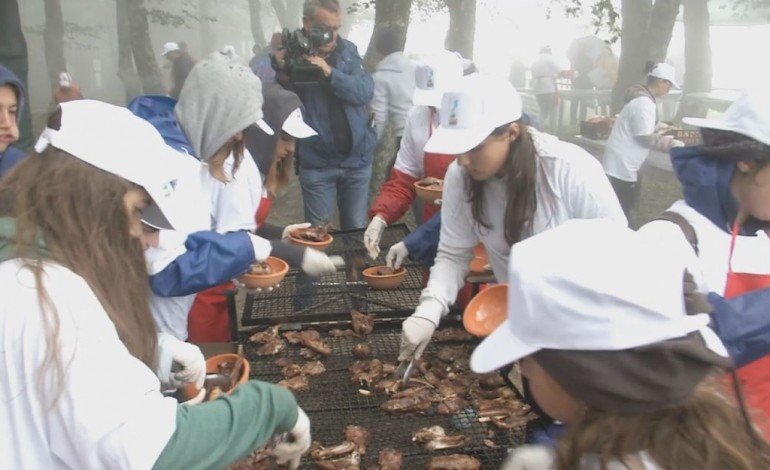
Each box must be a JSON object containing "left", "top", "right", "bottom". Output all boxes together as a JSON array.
[{"left": 608, "top": 174, "right": 642, "bottom": 219}]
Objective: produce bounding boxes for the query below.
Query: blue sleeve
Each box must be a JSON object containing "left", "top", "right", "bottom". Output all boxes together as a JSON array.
[
  {"left": 404, "top": 212, "right": 442, "bottom": 267},
  {"left": 150, "top": 231, "right": 255, "bottom": 297},
  {"left": 328, "top": 46, "right": 374, "bottom": 106},
  {"left": 0, "top": 147, "right": 27, "bottom": 179},
  {"left": 708, "top": 289, "right": 770, "bottom": 368}
]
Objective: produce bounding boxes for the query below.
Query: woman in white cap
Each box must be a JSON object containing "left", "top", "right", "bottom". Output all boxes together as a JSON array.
[
  {"left": 602, "top": 61, "right": 682, "bottom": 219},
  {"left": 639, "top": 89, "right": 770, "bottom": 439},
  {"left": 472, "top": 220, "right": 770, "bottom": 470},
  {"left": 0, "top": 100, "right": 311, "bottom": 469},
  {"left": 398, "top": 74, "right": 626, "bottom": 363}
]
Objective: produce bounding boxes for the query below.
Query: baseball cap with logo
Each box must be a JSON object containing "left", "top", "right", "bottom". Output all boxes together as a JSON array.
[
  {"left": 33, "top": 100, "right": 189, "bottom": 231},
  {"left": 162, "top": 42, "right": 181, "bottom": 56},
  {"left": 683, "top": 89, "right": 770, "bottom": 147},
  {"left": 648, "top": 62, "right": 680, "bottom": 89},
  {"left": 423, "top": 74, "right": 523, "bottom": 155},
  {"left": 281, "top": 107, "right": 317, "bottom": 139},
  {"left": 470, "top": 219, "right": 728, "bottom": 374},
  {"left": 412, "top": 51, "right": 464, "bottom": 108}
]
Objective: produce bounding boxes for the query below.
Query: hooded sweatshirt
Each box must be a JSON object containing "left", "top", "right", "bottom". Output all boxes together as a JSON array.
[
  {"left": 371, "top": 51, "right": 415, "bottom": 139},
  {"left": 0, "top": 65, "right": 26, "bottom": 179}
]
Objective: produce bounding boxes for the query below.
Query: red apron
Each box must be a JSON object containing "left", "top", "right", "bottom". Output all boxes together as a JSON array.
[
  {"left": 422, "top": 108, "right": 457, "bottom": 223},
  {"left": 187, "top": 194, "right": 274, "bottom": 343},
  {"left": 724, "top": 222, "right": 770, "bottom": 438}
]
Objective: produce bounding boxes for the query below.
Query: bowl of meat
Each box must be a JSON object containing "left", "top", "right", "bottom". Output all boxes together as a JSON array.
[
  {"left": 288, "top": 223, "right": 334, "bottom": 250},
  {"left": 414, "top": 177, "right": 444, "bottom": 203},
  {"left": 361, "top": 266, "right": 407, "bottom": 290},
  {"left": 463, "top": 283, "right": 508, "bottom": 337},
  {"left": 183, "top": 353, "right": 250, "bottom": 403},
  {"left": 238, "top": 256, "right": 289, "bottom": 290}
]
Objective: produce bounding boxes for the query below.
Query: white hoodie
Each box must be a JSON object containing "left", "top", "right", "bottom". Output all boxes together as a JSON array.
[{"left": 371, "top": 51, "right": 416, "bottom": 139}]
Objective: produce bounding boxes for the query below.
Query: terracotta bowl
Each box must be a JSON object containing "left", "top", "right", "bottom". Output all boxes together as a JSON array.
[
  {"left": 362, "top": 266, "right": 407, "bottom": 290},
  {"left": 238, "top": 256, "right": 289, "bottom": 290},
  {"left": 182, "top": 353, "right": 250, "bottom": 402},
  {"left": 463, "top": 283, "right": 508, "bottom": 337},
  {"left": 413, "top": 180, "right": 444, "bottom": 203},
  {"left": 469, "top": 243, "right": 492, "bottom": 274},
  {"left": 288, "top": 228, "right": 334, "bottom": 250}
]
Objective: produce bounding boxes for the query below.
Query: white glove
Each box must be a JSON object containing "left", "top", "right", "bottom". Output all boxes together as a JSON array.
[
  {"left": 500, "top": 445, "right": 557, "bottom": 470},
  {"left": 158, "top": 333, "right": 206, "bottom": 389},
  {"left": 272, "top": 407, "right": 311, "bottom": 469},
  {"left": 399, "top": 302, "right": 444, "bottom": 362},
  {"left": 434, "top": 198, "right": 442, "bottom": 206},
  {"left": 301, "top": 249, "right": 343, "bottom": 277},
  {"left": 363, "top": 215, "right": 388, "bottom": 260},
  {"left": 385, "top": 241, "right": 409, "bottom": 269},
  {"left": 282, "top": 222, "right": 311, "bottom": 240},
  {"left": 671, "top": 139, "right": 685, "bottom": 148}
]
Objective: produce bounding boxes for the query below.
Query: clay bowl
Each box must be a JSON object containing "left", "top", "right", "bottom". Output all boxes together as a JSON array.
[
  {"left": 469, "top": 243, "right": 492, "bottom": 274},
  {"left": 183, "top": 353, "right": 250, "bottom": 402},
  {"left": 362, "top": 266, "right": 407, "bottom": 290},
  {"left": 463, "top": 283, "right": 508, "bottom": 337},
  {"left": 413, "top": 180, "right": 444, "bottom": 203},
  {"left": 238, "top": 256, "right": 289, "bottom": 290},
  {"left": 288, "top": 228, "right": 334, "bottom": 250}
]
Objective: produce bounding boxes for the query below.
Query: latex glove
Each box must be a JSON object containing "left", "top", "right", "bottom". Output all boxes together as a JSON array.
[
  {"left": 282, "top": 222, "right": 311, "bottom": 240},
  {"left": 434, "top": 198, "right": 442, "bottom": 206},
  {"left": 170, "top": 341, "right": 206, "bottom": 389},
  {"left": 363, "top": 215, "right": 388, "bottom": 260},
  {"left": 385, "top": 241, "right": 409, "bottom": 270},
  {"left": 500, "top": 445, "right": 557, "bottom": 470},
  {"left": 272, "top": 407, "right": 311, "bottom": 469},
  {"left": 671, "top": 139, "right": 685, "bottom": 148},
  {"left": 182, "top": 388, "right": 206, "bottom": 406},
  {"left": 398, "top": 306, "right": 442, "bottom": 362},
  {"left": 301, "top": 249, "right": 343, "bottom": 277}
]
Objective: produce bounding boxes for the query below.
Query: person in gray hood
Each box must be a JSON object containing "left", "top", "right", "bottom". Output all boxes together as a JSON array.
[{"left": 0, "top": 65, "right": 26, "bottom": 179}]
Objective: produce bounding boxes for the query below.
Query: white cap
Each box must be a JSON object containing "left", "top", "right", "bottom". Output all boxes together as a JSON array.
[
  {"left": 58, "top": 72, "right": 72, "bottom": 87},
  {"left": 162, "top": 42, "right": 180, "bottom": 56},
  {"left": 281, "top": 107, "right": 317, "bottom": 139},
  {"left": 683, "top": 89, "right": 770, "bottom": 147},
  {"left": 221, "top": 45, "right": 236, "bottom": 57},
  {"left": 412, "top": 51, "right": 464, "bottom": 108},
  {"left": 423, "top": 74, "right": 523, "bottom": 155},
  {"left": 33, "top": 100, "right": 188, "bottom": 231},
  {"left": 470, "top": 219, "right": 728, "bottom": 373},
  {"left": 648, "top": 62, "right": 679, "bottom": 89}
]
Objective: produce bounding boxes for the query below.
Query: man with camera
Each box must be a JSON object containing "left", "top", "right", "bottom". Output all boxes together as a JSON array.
[{"left": 272, "top": 0, "right": 376, "bottom": 230}]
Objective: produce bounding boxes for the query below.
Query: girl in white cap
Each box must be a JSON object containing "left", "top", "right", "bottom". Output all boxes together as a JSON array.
[
  {"left": 398, "top": 74, "right": 626, "bottom": 363},
  {"left": 639, "top": 89, "right": 770, "bottom": 439},
  {"left": 472, "top": 219, "right": 770, "bottom": 470},
  {"left": 0, "top": 101, "right": 311, "bottom": 469}
]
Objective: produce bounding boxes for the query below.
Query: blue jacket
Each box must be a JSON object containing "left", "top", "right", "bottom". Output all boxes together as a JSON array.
[
  {"left": 671, "top": 146, "right": 770, "bottom": 368},
  {"left": 279, "top": 38, "right": 376, "bottom": 170},
  {"left": 404, "top": 212, "right": 442, "bottom": 267},
  {"left": 0, "top": 66, "right": 27, "bottom": 177}
]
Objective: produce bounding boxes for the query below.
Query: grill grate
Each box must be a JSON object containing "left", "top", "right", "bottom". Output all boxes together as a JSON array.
[
  {"left": 242, "top": 225, "right": 427, "bottom": 326},
  {"left": 240, "top": 327, "right": 529, "bottom": 469}
]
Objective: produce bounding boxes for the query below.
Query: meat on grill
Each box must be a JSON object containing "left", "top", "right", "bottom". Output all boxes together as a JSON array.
[
  {"left": 329, "top": 329, "right": 358, "bottom": 337},
  {"left": 350, "top": 359, "right": 385, "bottom": 387},
  {"left": 228, "top": 448, "right": 278, "bottom": 469},
  {"left": 372, "top": 266, "right": 395, "bottom": 276},
  {"left": 412, "top": 426, "right": 470, "bottom": 450},
  {"left": 304, "top": 337, "right": 333, "bottom": 356},
  {"left": 344, "top": 425, "right": 371, "bottom": 455},
  {"left": 475, "top": 372, "right": 506, "bottom": 390},
  {"left": 351, "top": 310, "right": 374, "bottom": 335},
  {"left": 249, "top": 262, "right": 273, "bottom": 275},
  {"left": 293, "top": 223, "right": 331, "bottom": 242},
  {"left": 432, "top": 328, "right": 473, "bottom": 342},
  {"left": 377, "top": 448, "right": 403, "bottom": 470},
  {"left": 301, "top": 360, "right": 326, "bottom": 377},
  {"left": 277, "top": 374, "right": 309, "bottom": 392},
  {"left": 281, "top": 364, "right": 302, "bottom": 378},
  {"left": 282, "top": 331, "right": 303, "bottom": 344},
  {"left": 274, "top": 357, "right": 292, "bottom": 368},
  {"left": 426, "top": 454, "right": 481, "bottom": 470},
  {"left": 310, "top": 440, "right": 356, "bottom": 460},
  {"left": 315, "top": 452, "right": 360, "bottom": 470},
  {"left": 381, "top": 388, "right": 433, "bottom": 414},
  {"left": 352, "top": 343, "right": 372, "bottom": 358},
  {"left": 249, "top": 325, "right": 280, "bottom": 343},
  {"left": 300, "top": 348, "right": 319, "bottom": 360},
  {"left": 437, "top": 396, "right": 468, "bottom": 415},
  {"left": 256, "top": 339, "right": 286, "bottom": 356}
]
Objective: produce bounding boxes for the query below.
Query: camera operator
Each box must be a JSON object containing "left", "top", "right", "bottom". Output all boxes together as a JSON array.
[{"left": 272, "top": 0, "right": 376, "bottom": 230}]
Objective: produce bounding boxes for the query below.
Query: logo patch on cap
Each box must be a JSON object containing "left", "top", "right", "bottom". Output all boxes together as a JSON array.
[
  {"left": 440, "top": 92, "right": 483, "bottom": 130},
  {"left": 416, "top": 64, "right": 436, "bottom": 90}
]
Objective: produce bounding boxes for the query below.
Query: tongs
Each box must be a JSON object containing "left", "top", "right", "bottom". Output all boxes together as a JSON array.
[{"left": 394, "top": 358, "right": 415, "bottom": 387}]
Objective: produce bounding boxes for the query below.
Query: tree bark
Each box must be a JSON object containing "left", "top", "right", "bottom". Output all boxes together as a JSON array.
[
  {"left": 676, "top": 0, "right": 712, "bottom": 120},
  {"left": 199, "top": 0, "right": 215, "bottom": 56},
  {"left": 362, "top": 0, "right": 412, "bottom": 72},
  {"left": 271, "top": 0, "right": 301, "bottom": 29},
  {"left": 116, "top": 0, "right": 142, "bottom": 102},
  {"left": 126, "top": 0, "right": 165, "bottom": 95},
  {"left": 43, "top": 0, "right": 67, "bottom": 94},
  {"left": 444, "top": 0, "right": 476, "bottom": 59},
  {"left": 0, "top": 0, "right": 33, "bottom": 150},
  {"left": 249, "top": 0, "right": 267, "bottom": 48},
  {"left": 611, "top": 0, "right": 653, "bottom": 113},
  {"left": 645, "top": 0, "right": 681, "bottom": 64}
]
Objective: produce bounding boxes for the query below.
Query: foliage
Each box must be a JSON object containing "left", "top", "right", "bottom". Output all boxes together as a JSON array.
[
  {"left": 147, "top": 0, "right": 217, "bottom": 28},
  {"left": 544, "top": 0, "right": 621, "bottom": 43},
  {"left": 23, "top": 22, "right": 105, "bottom": 50}
]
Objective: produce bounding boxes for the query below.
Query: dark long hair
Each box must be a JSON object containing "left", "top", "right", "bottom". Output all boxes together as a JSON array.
[{"left": 468, "top": 120, "right": 538, "bottom": 246}]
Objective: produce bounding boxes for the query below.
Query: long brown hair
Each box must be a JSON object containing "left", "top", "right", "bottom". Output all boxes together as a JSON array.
[
  {"left": 467, "top": 121, "right": 539, "bottom": 246},
  {"left": 0, "top": 144, "right": 158, "bottom": 402},
  {"left": 556, "top": 379, "right": 770, "bottom": 470},
  {"left": 208, "top": 137, "right": 245, "bottom": 183}
]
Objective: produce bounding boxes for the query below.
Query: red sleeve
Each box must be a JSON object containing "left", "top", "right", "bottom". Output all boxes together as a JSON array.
[{"left": 368, "top": 168, "right": 418, "bottom": 224}]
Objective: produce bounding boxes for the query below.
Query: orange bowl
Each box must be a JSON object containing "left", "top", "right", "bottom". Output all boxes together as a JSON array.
[
  {"left": 463, "top": 283, "right": 508, "bottom": 337},
  {"left": 288, "top": 228, "right": 334, "bottom": 250},
  {"left": 362, "top": 266, "right": 407, "bottom": 289},
  {"left": 469, "top": 243, "right": 492, "bottom": 274},
  {"left": 238, "top": 256, "right": 289, "bottom": 290},
  {"left": 183, "top": 353, "right": 250, "bottom": 402},
  {"left": 413, "top": 180, "right": 443, "bottom": 203}
]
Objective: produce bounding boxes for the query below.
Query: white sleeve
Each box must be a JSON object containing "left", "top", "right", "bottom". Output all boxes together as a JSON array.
[
  {"left": 638, "top": 218, "right": 706, "bottom": 292},
  {"left": 209, "top": 158, "right": 260, "bottom": 234},
  {"left": 392, "top": 107, "right": 428, "bottom": 179},
  {"left": 561, "top": 147, "right": 629, "bottom": 226},
  {"left": 628, "top": 98, "right": 657, "bottom": 137},
  {"left": 416, "top": 164, "right": 479, "bottom": 324},
  {"left": 547, "top": 56, "right": 562, "bottom": 75},
  {"left": 371, "top": 72, "right": 389, "bottom": 140}
]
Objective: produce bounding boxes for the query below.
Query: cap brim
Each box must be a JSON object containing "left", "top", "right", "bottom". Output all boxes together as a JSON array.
[
  {"left": 140, "top": 190, "right": 175, "bottom": 231},
  {"left": 470, "top": 321, "right": 539, "bottom": 373},
  {"left": 413, "top": 89, "right": 443, "bottom": 108},
  {"left": 423, "top": 125, "right": 491, "bottom": 155},
  {"left": 282, "top": 114, "right": 317, "bottom": 139},
  {"left": 256, "top": 119, "right": 274, "bottom": 136},
  {"left": 682, "top": 116, "right": 729, "bottom": 132}
]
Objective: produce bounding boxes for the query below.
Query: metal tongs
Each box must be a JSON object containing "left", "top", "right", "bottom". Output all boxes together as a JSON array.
[{"left": 394, "top": 358, "right": 415, "bottom": 387}]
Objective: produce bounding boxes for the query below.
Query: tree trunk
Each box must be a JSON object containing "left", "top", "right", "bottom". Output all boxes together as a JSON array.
[
  {"left": 116, "top": 0, "right": 142, "bottom": 102},
  {"left": 43, "top": 0, "right": 67, "bottom": 94},
  {"left": 444, "top": 0, "right": 476, "bottom": 59},
  {"left": 0, "top": 0, "right": 33, "bottom": 150},
  {"left": 362, "top": 0, "right": 412, "bottom": 72},
  {"left": 199, "top": 0, "right": 215, "bottom": 56},
  {"left": 677, "top": 0, "right": 712, "bottom": 120},
  {"left": 645, "top": 0, "right": 681, "bottom": 64},
  {"left": 126, "top": 0, "right": 165, "bottom": 95},
  {"left": 249, "top": 0, "right": 267, "bottom": 48},
  {"left": 271, "top": 0, "right": 300, "bottom": 30},
  {"left": 611, "top": 0, "right": 653, "bottom": 113}
]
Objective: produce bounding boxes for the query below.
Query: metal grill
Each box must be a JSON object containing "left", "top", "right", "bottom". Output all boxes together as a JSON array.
[
  {"left": 240, "top": 327, "right": 529, "bottom": 469},
  {"left": 242, "top": 225, "right": 428, "bottom": 326}
]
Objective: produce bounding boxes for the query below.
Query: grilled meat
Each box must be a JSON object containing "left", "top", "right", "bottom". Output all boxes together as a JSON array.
[
  {"left": 435, "top": 346, "right": 462, "bottom": 363},
  {"left": 281, "top": 364, "right": 303, "bottom": 378},
  {"left": 374, "top": 378, "right": 401, "bottom": 395},
  {"left": 315, "top": 452, "right": 360, "bottom": 470},
  {"left": 304, "top": 337, "right": 333, "bottom": 356},
  {"left": 301, "top": 360, "right": 326, "bottom": 376},
  {"left": 310, "top": 441, "right": 356, "bottom": 460},
  {"left": 350, "top": 359, "right": 384, "bottom": 387},
  {"left": 412, "top": 426, "right": 470, "bottom": 451},
  {"left": 278, "top": 374, "right": 309, "bottom": 392},
  {"left": 471, "top": 385, "right": 517, "bottom": 400},
  {"left": 274, "top": 357, "right": 292, "bottom": 368},
  {"left": 282, "top": 331, "right": 303, "bottom": 344},
  {"left": 294, "top": 223, "right": 330, "bottom": 242},
  {"left": 228, "top": 448, "right": 278, "bottom": 469},
  {"left": 344, "top": 425, "right": 371, "bottom": 454},
  {"left": 249, "top": 262, "right": 273, "bottom": 275},
  {"left": 437, "top": 396, "right": 468, "bottom": 415},
  {"left": 426, "top": 455, "right": 480, "bottom": 470},
  {"left": 351, "top": 310, "right": 374, "bottom": 335},
  {"left": 329, "top": 329, "right": 358, "bottom": 337},
  {"left": 299, "top": 348, "right": 319, "bottom": 360},
  {"left": 256, "top": 338, "right": 286, "bottom": 356},
  {"left": 381, "top": 388, "right": 433, "bottom": 414},
  {"left": 476, "top": 372, "right": 506, "bottom": 389},
  {"left": 412, "top": 425, "right": 447, "bottom": 442},
  {"left": 489, "top": 413, "right": 535, "bottom": 429},
  {"left": 377, "top": 448, "right": 403, "bottom": 470},
  {"left": 418, "top": 177, "right": 444, "bottom": 190},
  {"left": 372, "top": 266, "right": 395, "bottom": 276},
  {"left": 249, "top": 325, "right": 280, "bottom": 343},
  {"left": 432, "top": 328, "right": 473, "bottom": 342},
  {"left": 352, "top": 343, "right": 372, "bottom": 358}
]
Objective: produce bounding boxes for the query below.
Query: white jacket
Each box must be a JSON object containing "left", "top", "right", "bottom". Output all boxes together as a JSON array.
[
  {"left": 0, "top": 260, "right": 177, "bottom": 469},
  {"left": 391, "top": 105, "right": 438, "bottom": 178},
  {"left": 371, "top": 52, "right": 416, "bottom": 139}
]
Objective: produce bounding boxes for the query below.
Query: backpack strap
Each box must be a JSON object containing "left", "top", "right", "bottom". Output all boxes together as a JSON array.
[{"left": 655, "top": 211, "right": 699, "bottom": 256}]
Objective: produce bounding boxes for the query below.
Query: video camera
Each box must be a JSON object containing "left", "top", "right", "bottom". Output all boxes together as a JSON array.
[{"left": 274, "top": 24, "right": 335, "bottom": 86}]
